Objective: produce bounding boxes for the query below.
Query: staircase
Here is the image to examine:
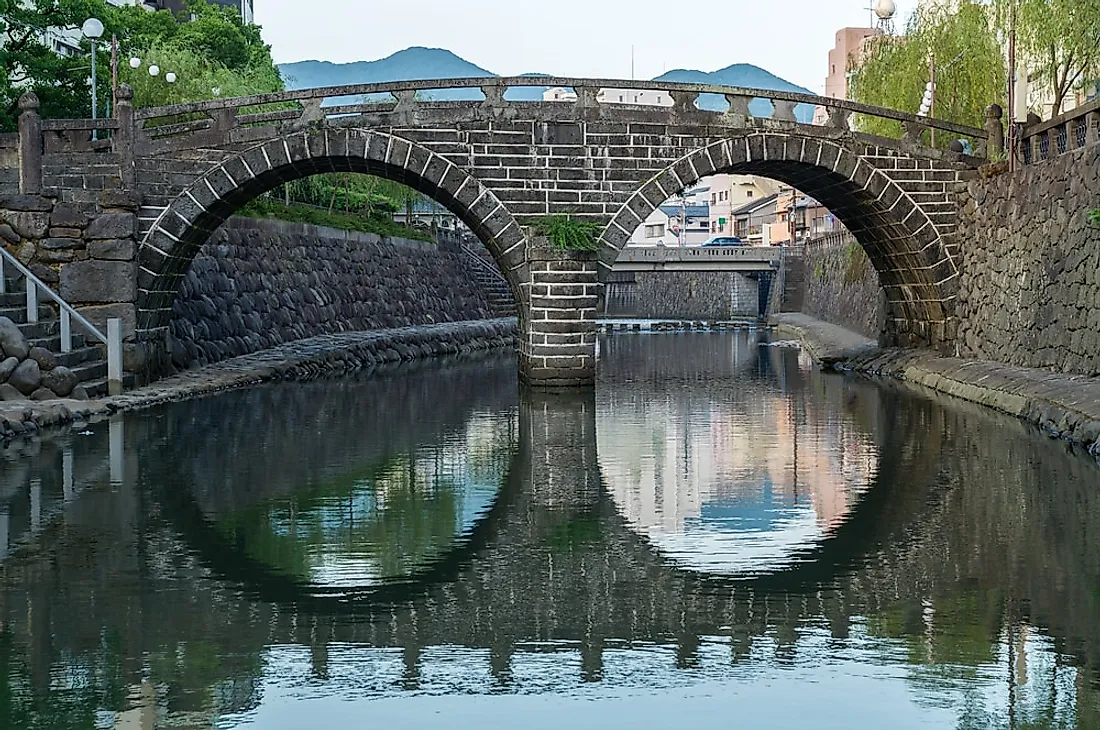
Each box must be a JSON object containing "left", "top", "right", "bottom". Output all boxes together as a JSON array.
[
  {"left": 0, "top": 277, "right": 122, "bottom": 398},
  {"left": 461, "top": 244, "right": 517, "bottom": 319}
]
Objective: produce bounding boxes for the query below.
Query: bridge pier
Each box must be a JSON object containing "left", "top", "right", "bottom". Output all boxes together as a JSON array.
[{"left": 517, "top": 242, "right": 601, "bottom": 388}]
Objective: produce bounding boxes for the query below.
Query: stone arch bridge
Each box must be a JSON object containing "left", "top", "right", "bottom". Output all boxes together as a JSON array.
[{"left": 4, "top": 77, "right": 1001, "bottom": 385}]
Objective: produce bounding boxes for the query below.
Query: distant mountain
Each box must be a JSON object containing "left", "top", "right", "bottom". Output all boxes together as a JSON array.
[
  {"left": 656, "top": 64, "right": 816, "bottom": 122},
  {"left": 277, "top": 48, "right": 815, "bottom": 118}
]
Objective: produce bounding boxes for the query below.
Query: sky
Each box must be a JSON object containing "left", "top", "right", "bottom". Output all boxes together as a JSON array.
[{"left": 254, "top": 0, "right": 920, "bottom": 95}]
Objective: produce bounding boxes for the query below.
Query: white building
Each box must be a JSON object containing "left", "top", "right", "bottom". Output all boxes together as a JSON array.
[{"left": 704, "top": 174, "right": 782, "bottom": 238}]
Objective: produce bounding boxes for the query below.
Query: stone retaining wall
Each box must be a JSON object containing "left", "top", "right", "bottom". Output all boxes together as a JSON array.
[
  {"left": 956, "top": 147, "right": 1100, "bottom": 373},
  {"left": 604, "top": 270, "right": 762, "bottom": 320},
  {"left": 799, "top": 236, "right": 885, "bottom": 340},
  {"left": 168, "top": 217, "right": 493, "bottom": 368}
]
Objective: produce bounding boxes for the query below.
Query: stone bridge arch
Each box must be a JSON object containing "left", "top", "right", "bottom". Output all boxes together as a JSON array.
[
  {"left": 134, "top": 127, "right": 526, "bottom": 345},
  {"left": 600, "top": 134, "right": 962, "bottom": 348}
]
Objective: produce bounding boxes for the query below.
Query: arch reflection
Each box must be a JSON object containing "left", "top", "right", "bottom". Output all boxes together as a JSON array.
[{"left": 597, "top": 331, "right": 882, "bottom": 577}]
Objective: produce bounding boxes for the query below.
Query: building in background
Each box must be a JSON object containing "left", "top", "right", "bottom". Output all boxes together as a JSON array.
[
  {"left": 812, "top": 27, "right": 880, "bottom": 125},
  {"left": 732, "top": 194, "right": 780, "bottom": 245},
  {"left": 144, "top": 0, "right": 253, "bottom": 23},
  {"left": 706, "top": 175, "right": 782, "bottom": 237}
]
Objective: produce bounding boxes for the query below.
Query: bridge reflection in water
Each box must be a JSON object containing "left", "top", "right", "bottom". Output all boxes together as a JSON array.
[{"left": 0, "top": 335, "right": 1099, "bottom": 728}]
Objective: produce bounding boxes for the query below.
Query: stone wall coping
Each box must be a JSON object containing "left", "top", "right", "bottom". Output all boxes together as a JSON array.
[{"left": 221, "top": 215, "right": 437, "bottom": 253}]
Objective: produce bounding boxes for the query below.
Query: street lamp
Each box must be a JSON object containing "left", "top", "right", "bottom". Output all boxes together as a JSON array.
[{"left": 81, "top": 18, "right": 104, "bottom": 135}]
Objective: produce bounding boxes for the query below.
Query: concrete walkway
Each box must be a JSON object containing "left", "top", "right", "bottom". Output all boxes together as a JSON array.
[{"left": 773, "top": 312, "right": 1100, "bottom": 457}]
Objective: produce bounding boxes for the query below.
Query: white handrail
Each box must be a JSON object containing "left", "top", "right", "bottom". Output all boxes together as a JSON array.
[
  {"left": 461, "top": 243, "right": 508, "bottom": 283},
  {"left": 0, "top": 248, "right": 124, "bottom": 394}
]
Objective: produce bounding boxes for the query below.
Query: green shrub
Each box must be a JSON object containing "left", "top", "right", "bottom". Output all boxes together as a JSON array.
[
  {"left": 533, "top": 215, "right": 600, "bottom": 251},
  {"left": 1089, "top": 209, "right": 1100, "bottom": 227}
]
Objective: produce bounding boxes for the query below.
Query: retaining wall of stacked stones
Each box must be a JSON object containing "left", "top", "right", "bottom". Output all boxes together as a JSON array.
[
  {"left": 167, "top": 217, "right": 495, "bottom": 368},
  {"left": 800, "top": 235, "right": 885, "bottom": 340},
  {"left": 956, "top": 146, "right": 1100, "bottom": 373}
]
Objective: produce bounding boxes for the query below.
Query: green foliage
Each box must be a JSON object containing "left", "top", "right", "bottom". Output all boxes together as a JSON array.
[
  {"left": 993, "top": 0, "right": 1100, "bottom": 116},
  {"left": 533, "top": 215, "right": 600, "bottom": 251},
  {"left": 1089, "top": 209, "right": 1100, "bottom": 227},
  {"left": 0, "top": 0, "right": 282, "bottom": 129},
  {"left": 849, "top": 1, "right": 1006, "bottom": 144},
  {"left": 843, "top": 241, "right": 870, "bottom": 285},
  {"left": 237, "top": 197, "right": 432, "bottom": 241}
]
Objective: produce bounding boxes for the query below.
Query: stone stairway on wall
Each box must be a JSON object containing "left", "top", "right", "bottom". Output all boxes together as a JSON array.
[
  {"left": 0, "top": 277, "right": 119, "bottom": 400},
  {"left": 780, "top": 249, "right": 806, "bottom": 313},
  {"left": 461, "top": 245, "right": 517, "bottom": 319}
]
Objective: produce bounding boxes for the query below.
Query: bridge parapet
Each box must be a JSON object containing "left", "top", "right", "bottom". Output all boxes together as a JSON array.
[
  {"left": 613, "top": 245, "right": 781, "bottom": 271},
  {"left": 1020, "top": 97, "right": 1100, "bottom": 164}
]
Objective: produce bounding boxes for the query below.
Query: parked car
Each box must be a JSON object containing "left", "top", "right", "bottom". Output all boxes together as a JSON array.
[{"left": 701, "top": 236, "right": 745, "bottom": 247}]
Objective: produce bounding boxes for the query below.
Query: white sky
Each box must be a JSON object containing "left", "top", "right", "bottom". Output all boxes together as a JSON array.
[{"left": 255, "top": 0, "right": 920, "bottom": 95}]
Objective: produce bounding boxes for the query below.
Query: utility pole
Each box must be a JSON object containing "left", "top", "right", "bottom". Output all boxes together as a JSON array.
[
  {"left": 1007, "top": 0, "right": 1017, "bottom": 170},
  {"left": 929, "top": 53, "right": 936, "bottom": 147}
]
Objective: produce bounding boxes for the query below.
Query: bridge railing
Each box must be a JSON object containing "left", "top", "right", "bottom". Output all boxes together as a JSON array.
[
  {"left": 124, "top": 76, "right": 991, "bottom": 156},
  {"left": 1019, "top": 98, "right": 1100, "bottom": 164}
]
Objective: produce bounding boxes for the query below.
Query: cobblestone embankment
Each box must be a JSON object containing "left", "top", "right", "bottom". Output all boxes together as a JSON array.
[
  {"left": 774, "top": 312, "right": 1100, "bottom": 458},
  {"left": 0, "top": 319, "right": 516, "bottom": 444}
]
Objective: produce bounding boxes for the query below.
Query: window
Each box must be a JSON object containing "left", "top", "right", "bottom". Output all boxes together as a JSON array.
[
  {"left": 645, "top": 224, "right": 665, "bottom": 238},
  {"left": 657, "top": 96, "right": 663, "bottom": 103},
  {"left": 711, "top": 193, "right": 717, "bottom": 204},
  {"left": 746, "top": 190, "right": 754, "bottom": 198},
  {"left": 619, "top": 95, "right": 624, "bottom": 102},
  {"left": 634, "top": 95, "right": 639, "bottom": 103}
]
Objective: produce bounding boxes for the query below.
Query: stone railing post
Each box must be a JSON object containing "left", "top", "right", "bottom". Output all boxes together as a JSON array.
[
  {"left": 114, "top": 84, "right": 136, "bottom": 188},
  {"left": 984, "top": 104, "right": 1004, "bottom": 159},
  {"left": 17, "top": 92, "right": 42, "bottom": 194},
  {"left": 519, "top": 238, "right": 600, "bottom": 388}
]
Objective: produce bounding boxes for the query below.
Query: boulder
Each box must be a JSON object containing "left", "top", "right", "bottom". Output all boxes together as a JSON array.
[
  {"left": 59, "top": 260, "right": 136, "bottom": 303},
  {"left": 0, "top": 356, "right": 17, "bottom": 382},
  {"left": 27, "top": 346, "right": 57, "bottom": 371},
  {"left": 2, "top": 210, "right": 49, "bottom": 239},
  {"left": 0, "top": 222, "right": 18, "bottom": 245},
  {"left": 7, "top": 358, "right": 41, "bottom": 395},
  {"left": 84, "top": 212, "right": 136, "bottom": 239},
  {"left": 41, "top": 365, "right": 78, "bottom": 397},
  {"left": 0, "top": 317, "right": 30, "bottom": 360},
  {"left": 29, "top": 387, "right": 55, "bottom": 401},
  {"left": 0, "top": 383, "right": 24, "bottom": 401},
  {"left": 50, "top": 203, "right": 89, "bottom": 229},
  {"left": 0, "top": 195, "right": 52, "bottom": 212},
  {"left": 88, "top": 238, "right": 135, "bottom": 261}
]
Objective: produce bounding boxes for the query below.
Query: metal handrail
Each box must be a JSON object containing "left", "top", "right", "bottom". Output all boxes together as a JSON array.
[
  {"left": 461, "top": 243, "right": 508, "bottom": 283},
  {"left": 132, "top": 75, "right": 987, "bottom": 139},
  {"left": 0, "top": 248, "right": 123, "bottom": 394}
]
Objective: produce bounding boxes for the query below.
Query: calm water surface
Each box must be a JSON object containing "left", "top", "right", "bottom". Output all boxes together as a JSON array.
[{"left": 2, "top": 332, "right": 1100, "bottom": 729}]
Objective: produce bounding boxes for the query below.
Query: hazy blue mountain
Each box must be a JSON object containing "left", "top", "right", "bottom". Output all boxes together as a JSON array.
[
  {"left": 656, "top": 64, "right": 816, "bottom": 121},
  {"left": 278, "top": 48, "right": 815, "bottom": 119}
]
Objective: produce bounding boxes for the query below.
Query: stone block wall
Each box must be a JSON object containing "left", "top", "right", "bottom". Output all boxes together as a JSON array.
[
  {"left": 604, "top": 270, "right": 761, "bottom": 320},
  {"left": 799, "top": 235, "right": 885, "bottom": 340},
  {"left": 956, "top": 146, "right": 1100, "bottom": 373},
  {"left": 167, "top": 217, "right": 494, "bottom": 368}
]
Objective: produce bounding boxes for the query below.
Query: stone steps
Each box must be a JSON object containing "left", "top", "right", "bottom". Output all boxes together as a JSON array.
[{"left": 0, "top": 275, "right": 111, "bottom": 400}]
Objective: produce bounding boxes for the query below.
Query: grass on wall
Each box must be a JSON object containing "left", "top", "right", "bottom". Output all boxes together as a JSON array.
[{"left": 533, "top": 215, "right": 601, "bottom": 251}]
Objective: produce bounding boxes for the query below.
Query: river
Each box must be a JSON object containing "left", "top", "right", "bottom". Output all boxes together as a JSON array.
[{"left": 1, "top": 331, "right": 1098, "bottom": 729}]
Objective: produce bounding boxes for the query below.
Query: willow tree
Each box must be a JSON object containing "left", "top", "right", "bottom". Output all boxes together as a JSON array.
[
  {"left": 849, "top": 1, "right": 1007, "bottom": 144},
  {"left": 994, "top": 0, "right": 1100, "bottom": 117}
]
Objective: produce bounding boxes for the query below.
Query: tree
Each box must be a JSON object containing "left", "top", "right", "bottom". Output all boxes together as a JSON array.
[
  {"left": 849, "top": 1, "right": 1007, "bottom": 145},
  {"left": 0, "top": 0, "right": 282, "bottom": 129},
  {"left": 994, "top": 0, "right": 1100, "bottom": 116}
]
